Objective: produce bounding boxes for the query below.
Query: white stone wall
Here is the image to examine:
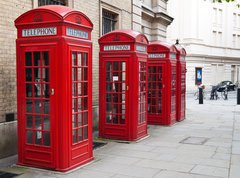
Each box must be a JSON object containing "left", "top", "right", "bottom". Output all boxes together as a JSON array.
[{"left": 167, "top": 0, "right": 240, "bottom": 92}]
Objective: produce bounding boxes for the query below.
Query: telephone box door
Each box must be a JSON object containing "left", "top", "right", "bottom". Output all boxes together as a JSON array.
[
  {"left": 101, "top": 59, "right": 129, "bottom": 139},
  {"left": 18, "top": 46, "right": 56, "bottom": 168},
  {"left": 70, "top": 46, "right": 92, "bottom": 165},
  {"left": 148, "top": 63, "right": 165, "bottom": 124}
]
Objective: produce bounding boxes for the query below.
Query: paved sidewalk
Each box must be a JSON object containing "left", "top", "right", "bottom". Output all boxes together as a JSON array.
[{"left": 1, "top": 92, "right": 240, "bottom": 178}]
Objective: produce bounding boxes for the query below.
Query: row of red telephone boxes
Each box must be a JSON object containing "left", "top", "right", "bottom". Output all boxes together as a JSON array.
[{"left": 15, "top": 5, "right": 186, "bottom": 172}]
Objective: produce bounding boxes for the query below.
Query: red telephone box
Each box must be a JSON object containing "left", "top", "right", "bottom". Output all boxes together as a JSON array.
[
  {"left": 147, "top": 41, "right": 177, "bottom": 126},
  {"left": 98, "top": 30, "right": 148, "bottom": 141},
  {"left": 176, "top": 46, "right": 187, "bottom": 122},
  {"left": 15, "top": 5, "right": 93, "bottom": 171}
]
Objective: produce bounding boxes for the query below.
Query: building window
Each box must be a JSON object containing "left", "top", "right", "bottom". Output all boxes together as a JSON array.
[
  {"left": 233, "top": 34, "right": 236, "bottom": 48},
  {"left": 102, "top": 10, "right": 118, "bottom": 35},
  {"left": 233, "top": 13, "right": 237, "bottom": 27},
  {"left": 38, "top": 0, "right": 66, "bottom": 6}
]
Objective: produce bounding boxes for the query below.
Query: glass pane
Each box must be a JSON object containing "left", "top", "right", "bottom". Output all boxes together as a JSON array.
[
  {"left": 113, "top": 62, "right": 119, "bottom": 71},
  {"left": 34, "top": 82, "right": 41, "bottom": 98},
  {"left": 35, "top": 130, "right": 42, "bottom": 145},
  {"left": 25, "top": 52, "right": 32, "bottom": 66},
  {"left": 83, "top": 82, "right": 88, "bottom": 95},
  {"left": 83, "top": 53, "right": 88, "bottom": 66},
  {"left": 83, "top": 68, "right": 88, "bottom": 81},
  {"left": 72, "top": 68, "right": 77, "bottom": 81},
  {"left": 43, "top": 132, "right": 50, "bottom": 146},
  {"left": 43, "top": 68, "right": 49, "bottom": 82},
  {"left": 77, "top": 53, "right": 82, "bottom": 66},
  {"left": 42, "top": 51, "right": 49, "bottom": 66},
  {"left": 35, "top": 115, "right": 41, "bottom": 129},
  {"left": 83, "top": 112, "right": 88, "bottom": 125},
  {"left": 34, "top": 52, "right": 40, "bottom": 66},
  {"left": 83, "top": 126, "right": 88, "bottom": 140},
  {"left": 83, "top": 97, "right": 88, "bottom": 110},
  {"left": 72, "top": 98, "right": 77, "bottom": 112},
  {"left": 43, "top": 100, "right": 49, "bottom": 114},
  {"left": 77, "top": 83, "right": 82, "bottom": 96},
  {"left": 78, "top": 114, "right": 82, "bottom": 126},
  {"left": 78, "top": 129, "right": 83, "bottom": 141},
  {"left": 78, "top": 98, "right": 82, "bottom": 111},
  {"left": 77, "top": 68, "right": 82, "bottom": 81},
  {"left": 44, "top": 117, "right": 50, "bottom": 131},
  {"left": 72, "top": 130, "right": 77, "bottom": 143},
  {"left": 35, "top": 100, "right": 42, "bottom": 114},
  {"left": 106, "top": 62, "right": 112, "bottom": 71},
  {"left": 26, "top": 84, "right": 32, "bottom": 97},
  {"left": 26, "top": 115, "right": 33, "bottom": 128},
  {"left": 72, "top": 83, "right": 77, "bottom": 96},
  {"left": 26, "top": 100, "right": 33, "bottom": 113},
  {"left": 72, "top": 52, "right": 77, "bottom": 66},
  {"left": 26, "top": 130, "right": 33, "bottom": 144},
  {"left": 72, "top": 114, "right": 77, "bottom": 128},
  {"left": 25, "top": 68, "right": 32, "bottom": 82},
  {"left": 43, "top": 84, "right": 50, "bottom": 98}
]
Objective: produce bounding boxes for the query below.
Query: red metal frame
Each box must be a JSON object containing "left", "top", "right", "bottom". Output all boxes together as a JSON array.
[
  {"left": 176, "top": 46, "right": 187, "bottom": 122},
  {"left": 147, "top": 41, "right": 177, "bottom": 126},
  {"left": 98, "top": 30, "right": 148, "bottom": 141},
  {"left": 15, "top": 5, "right": 93, "bottom": 171}
]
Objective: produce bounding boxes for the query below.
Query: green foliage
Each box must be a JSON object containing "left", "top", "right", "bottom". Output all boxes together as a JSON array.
[{"left": 213, "top": 0, "right": 240, "bottom": 7}]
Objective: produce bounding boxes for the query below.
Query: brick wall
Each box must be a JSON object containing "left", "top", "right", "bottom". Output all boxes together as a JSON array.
[{"left": 0, "top": 0, "right": 32, "bottom": 123}]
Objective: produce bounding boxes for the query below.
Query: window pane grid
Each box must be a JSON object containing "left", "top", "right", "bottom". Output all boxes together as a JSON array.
[
  {"left": 105, "top": 61, "right": 126, "bottom": 125},
  {"left": 138, "top": 62, "right": 147, "bottom": 124},
  {"left": 171, "top": 67, "right": 176, "bottom": 112},
  {"left": 72, "top": 52, "right": 88, "bottom": 144},
  {"left": 25, "top": 51, "right": 50, "bottom": 146},
  {"left": 148, "top": 66, "right": 162, "bottom": 114}
]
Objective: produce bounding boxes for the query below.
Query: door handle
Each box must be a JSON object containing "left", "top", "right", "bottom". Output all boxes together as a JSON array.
[{"left": 51, "top": 88, "right": 55, "bottom": 95}]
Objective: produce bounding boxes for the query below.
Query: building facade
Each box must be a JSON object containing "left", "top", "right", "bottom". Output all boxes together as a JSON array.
[
  {"left": 167, "top": 0, "right": 240, "bottom": 92},
  {"left": 0, "top": 0, "right": 172, "bottom": 159}
]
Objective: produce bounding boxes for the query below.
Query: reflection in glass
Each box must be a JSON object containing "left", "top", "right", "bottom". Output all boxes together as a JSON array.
[
  {"left": 25, "top": 52, "right": 32, "bottom": 66},
  {"left": 35, "top": 100, "right": 42, "bottom": 113},
  {"left": 83, "top": 53, "right": 88, "bottom": 66},
  {"left": 43, "top": 132, "right": 50, "bottom": 146},
  {"left": 34, "top": 52, "right": 40, "bottom": 66},
  {"left": 83, "top": 127, "right": 88, "bottom": 140},
  {"left": 42, "top": 52, "right": 49, "bottom": 66},
  {"left": 26, "top": 130, "right": 33, "bottom": 144},
  {"left": 72, "top": 68, "right": 77, "bottom": 81},
  {"left": 26, "top": 84, "right": 32, "bottom": 97},
  {"left": 26, "top": 100, "right": 33, "bottom": 113},
  {"left": 72, "top": 52, "right": 77, "bottom": 66},
  {"left": 44, "top": 117, "right": 50, "bottom": 131},
  {"left": 26, "top": 116, "right": 33, "bottom": 128},
  {"left": 35, "top": 115, "right": 41, "bottom": 129},
  {"left": 25, "top": 68, "right": 32, "bottom": 81},
  {"left": 72, "top": 114, "right": 77, "bottom": 127},
  {"left": 83, "top": 68, "right": 88, "bottom": 81},
  {"left": 43, "top": 100, "right": 49, "bottom": 114},
  {"left": 78, "top": 129, "right": 83, "bottom": 141},
  {"left": 77, "top": 53, "right": 81, "bottom": 66},
  {"left": 72, "top": 130, "right": 77, "bottom": 143},
  {"left": 77, "top": 68, "right": 82, "bottom": 81},
  {"left": 83, "top": 112, "right": 88, "bottom": 125},
  {"left": 78, "top": 114, "right": 82, "bottom": 126}
]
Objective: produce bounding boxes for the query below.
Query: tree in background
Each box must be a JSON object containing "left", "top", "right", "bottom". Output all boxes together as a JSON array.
[{"left": 213, "top": 0, "right": 240, "bottom": 7}]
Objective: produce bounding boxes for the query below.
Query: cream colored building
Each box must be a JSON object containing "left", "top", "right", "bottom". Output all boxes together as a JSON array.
[
  {"left": 0, "top": 0, "right": 172, "bottom": 160},
  {"left": 167, "top": 0, "right": 240, "bottom": 92}
]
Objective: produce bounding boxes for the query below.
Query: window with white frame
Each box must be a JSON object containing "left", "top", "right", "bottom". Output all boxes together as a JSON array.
[{"left": 233, "top": 13, "right": 237, "bottom": 28}]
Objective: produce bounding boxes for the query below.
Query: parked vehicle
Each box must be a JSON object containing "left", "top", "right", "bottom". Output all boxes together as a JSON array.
[{"left": 216, "top": 81, "right": 236, "bottom": 92}]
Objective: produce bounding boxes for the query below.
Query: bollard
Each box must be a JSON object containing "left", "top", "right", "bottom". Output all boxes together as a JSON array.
[
  {"left": 237, "top": 88, "right": 240, "bottom": 105},
  {"left": 199, "top": 87, "right": 203, "bottom": 104}
]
